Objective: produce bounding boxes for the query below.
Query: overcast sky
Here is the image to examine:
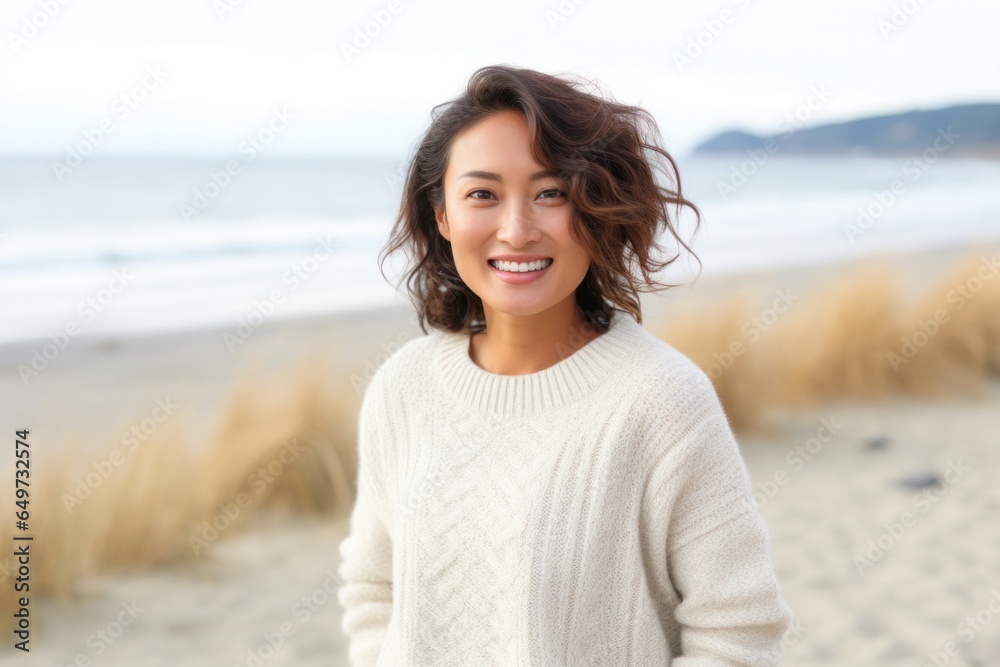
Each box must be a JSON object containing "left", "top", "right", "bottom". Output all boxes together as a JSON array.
[{"left": 1, "top": 0, "right": 998, "bottom": 160}]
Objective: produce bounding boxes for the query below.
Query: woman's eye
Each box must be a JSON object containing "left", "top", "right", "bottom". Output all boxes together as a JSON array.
[{"left": 467, "top": 188, "right": 565, "bottom": 201}]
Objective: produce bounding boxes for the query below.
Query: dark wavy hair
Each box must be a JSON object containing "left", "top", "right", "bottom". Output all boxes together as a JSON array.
[{"left": 378, "top": 64, "right": 702, "bottom": 336}]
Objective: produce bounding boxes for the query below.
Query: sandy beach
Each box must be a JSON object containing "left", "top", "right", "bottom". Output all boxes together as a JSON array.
[{"left": 2, "top": 240, "right": 999, "bottom": 665}]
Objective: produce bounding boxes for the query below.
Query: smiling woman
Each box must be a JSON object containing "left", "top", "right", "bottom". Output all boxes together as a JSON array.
[
  {"left": 339, "top": 64, "right": 794, "bottom": 666},
  {"left": 432, "top": 109, "right": 604, "bottom": 374},
  {"left": 380, "top": 65, "right": 702, "bottom": 341}
]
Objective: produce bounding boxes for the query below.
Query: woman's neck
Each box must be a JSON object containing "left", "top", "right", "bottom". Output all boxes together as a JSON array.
[{"left": 469, "top": 301, "right": 604, "bottom": 376}]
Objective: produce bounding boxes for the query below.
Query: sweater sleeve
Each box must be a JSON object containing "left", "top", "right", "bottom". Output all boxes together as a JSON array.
[
  {"left": 337, "top": 374, "right": 394, "bottom": 667},
  {"left": 651, "top": 371, "right": 794, "bottom": 666}
]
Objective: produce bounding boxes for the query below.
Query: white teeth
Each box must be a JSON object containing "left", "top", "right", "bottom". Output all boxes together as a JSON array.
[{"left": 489, "top": 258, "right": 553, "bottom": 273}]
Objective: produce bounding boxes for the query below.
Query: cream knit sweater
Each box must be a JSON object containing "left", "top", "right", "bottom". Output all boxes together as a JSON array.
[{"left": 337, "top": 307, "right": 793, "bottom": 666}]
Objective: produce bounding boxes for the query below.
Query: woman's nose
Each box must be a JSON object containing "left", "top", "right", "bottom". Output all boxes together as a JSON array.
[{"left": 496, "top": 202, "right": 541, "bottom": 246}]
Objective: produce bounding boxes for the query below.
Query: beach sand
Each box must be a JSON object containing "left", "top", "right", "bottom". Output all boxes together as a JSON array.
[{"left": 2, "top": 241, "right": 999, "bottom": 665}]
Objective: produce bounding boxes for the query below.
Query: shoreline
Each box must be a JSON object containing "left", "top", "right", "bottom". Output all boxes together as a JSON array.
[
  {"left": 1, "top": 239, "right": 995, "bottom": 451},
  {"left": 2, "top": 233, "right": 995, "bottom": 358}
]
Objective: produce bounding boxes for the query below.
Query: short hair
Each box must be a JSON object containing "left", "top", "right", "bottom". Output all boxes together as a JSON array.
[{"left": 378, "top": 64, "right": 701, "bottom": 335}]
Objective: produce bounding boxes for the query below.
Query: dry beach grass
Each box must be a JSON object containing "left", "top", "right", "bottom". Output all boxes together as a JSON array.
[
  {"left": 0, "top": 363, "right": 359, "bottom": 636},
  {"left": 658, "top": 244, "right": 1000, "bottom": 432}
]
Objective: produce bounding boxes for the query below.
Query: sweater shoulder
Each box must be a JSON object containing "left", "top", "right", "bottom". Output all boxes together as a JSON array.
[
  {"left": 617, "top": 318, "right": 732, "bottom": 447},
  {"left": 620, "top": 317, "right": 718, "bottom": 405},
  {"left": 357, "top": 327, "right": 449, "bottom": 403},
  {"left": 624, "top": 323, "right": 748, "bottom": 510}
]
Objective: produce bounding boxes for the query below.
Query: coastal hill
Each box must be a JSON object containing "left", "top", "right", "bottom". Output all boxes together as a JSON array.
[{"left": 693, "top": 102, "right": 1000, "bottom": 158}]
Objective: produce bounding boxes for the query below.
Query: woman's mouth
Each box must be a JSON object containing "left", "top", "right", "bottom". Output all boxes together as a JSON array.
[
  {"left": 487, "top": 258, "right": 553, "bottom": 273},
  {"left": 487, "top": 258, "right": 553, "bottom": 284}
]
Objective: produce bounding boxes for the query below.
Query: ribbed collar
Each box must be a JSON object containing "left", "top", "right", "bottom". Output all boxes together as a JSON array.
[{"left": 432, "top": 308, "right": 646, "bottom": 418}]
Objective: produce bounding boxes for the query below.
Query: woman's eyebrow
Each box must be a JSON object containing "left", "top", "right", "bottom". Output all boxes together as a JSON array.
[{"left": 457, "top": 169, "right": 559, "bottom": 182}]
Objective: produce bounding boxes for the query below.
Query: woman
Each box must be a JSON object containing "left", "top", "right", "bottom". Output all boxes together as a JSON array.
[{"left": 337, "top": 64, "right": 794, "bottom": 666}]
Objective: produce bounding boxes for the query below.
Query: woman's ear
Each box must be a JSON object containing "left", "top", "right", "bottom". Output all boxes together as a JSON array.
[{"left": 434, "top": 207, "right": 450, "bottom": 242}]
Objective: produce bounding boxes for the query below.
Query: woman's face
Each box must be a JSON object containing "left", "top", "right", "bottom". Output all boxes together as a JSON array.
[{"left": 433, "top": 109, "right": 592, "bottom": 322}]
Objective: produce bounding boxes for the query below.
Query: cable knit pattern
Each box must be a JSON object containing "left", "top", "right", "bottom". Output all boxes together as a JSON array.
[{"left": 337, "top": 308, "right": 793, "bottom": 666}]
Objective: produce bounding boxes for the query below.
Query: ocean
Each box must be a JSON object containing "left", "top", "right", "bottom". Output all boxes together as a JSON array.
[{"left": 1, "top": 153, "right": 999, "bottom": 346}]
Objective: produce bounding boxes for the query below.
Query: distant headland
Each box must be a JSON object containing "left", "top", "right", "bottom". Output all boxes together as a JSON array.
[{"left": 693, "top": 102, "right": 1000, "bottom": 159}]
